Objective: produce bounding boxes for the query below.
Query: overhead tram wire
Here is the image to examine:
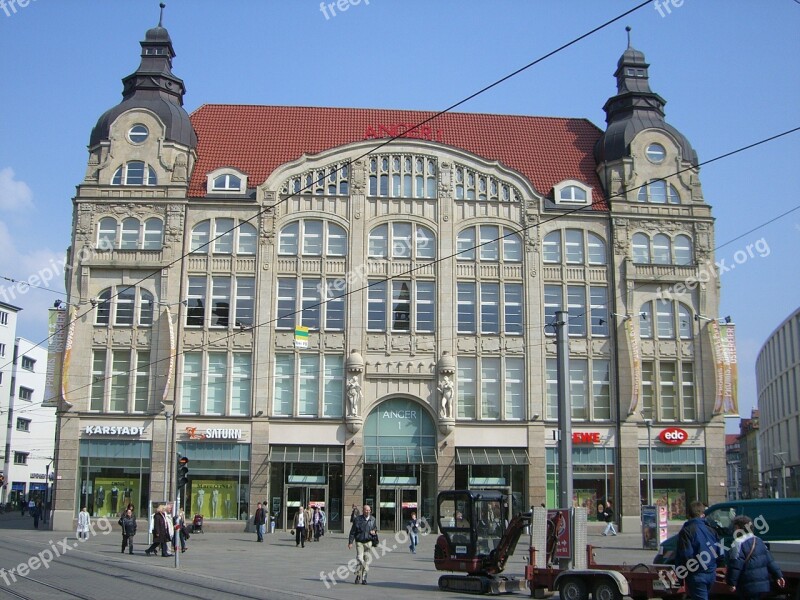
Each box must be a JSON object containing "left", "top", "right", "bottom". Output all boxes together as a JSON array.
[
  {"left": 0, "top": 1, "right": 654, "bottom": 375},
  {"left": 25, "top": 127, "right": 800, "bottom": 409}
]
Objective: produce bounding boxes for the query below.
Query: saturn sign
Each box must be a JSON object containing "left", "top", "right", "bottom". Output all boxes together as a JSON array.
[{"left": 658, "top": 427, "right": 688, "bottom": 445}]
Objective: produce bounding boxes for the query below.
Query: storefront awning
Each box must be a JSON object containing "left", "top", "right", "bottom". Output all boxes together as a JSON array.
[
  {"left": 456, "top": 448, "right": 529, "bottom": 466},
  {"left": 269, "top": 446, "right": 343, "bottom": 464},
  {"left": 364, "top": 446, "right": 437, "bottom": 464}
]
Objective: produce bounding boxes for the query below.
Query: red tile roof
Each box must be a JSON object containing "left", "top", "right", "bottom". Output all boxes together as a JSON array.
[
  {"left": 188, "top": 105, "right": 605, "bottom": 205},
  {"left": 725, "top": 434, "right": 740, "bottom": 446}
]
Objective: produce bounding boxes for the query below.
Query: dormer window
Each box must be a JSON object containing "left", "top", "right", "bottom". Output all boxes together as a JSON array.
[
  {"left": 553, "top": 180, "right": 592, "bottom": 206},
  {"left": 206, "top": 169, "right": 248, "bottom": 194},
  {"left": 638, "top": 180, "right": 680, "bottom": 204},
  {"left": 112, "top": 161, "right": 157, "bottom": 186},
  {"left": 213, "top": 174, "right": 242, "bottom": 191}
]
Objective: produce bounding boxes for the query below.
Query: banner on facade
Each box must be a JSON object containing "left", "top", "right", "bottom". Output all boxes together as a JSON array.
[
  {"left": 43, "top": 308, "right": 67, "bottom": 407},
  {"left": 61, "top": 306, "right": 76, "bottom": 407},
  {"left": 294, "top": 325, "right": 309, "bottom": 348},
  {"left": 626, "top": 317, "right": 642, "bottom": 415},
  {"left": 709, "top": 321, "right": 739, "bottom": 416},
  {"left": 162, "top": 305, "right": 176, "bottom": 403}
]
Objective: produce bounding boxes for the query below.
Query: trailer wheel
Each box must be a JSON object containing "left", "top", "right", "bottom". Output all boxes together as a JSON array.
[
  {"left": 558, "top": 577, "right": 589, "bottom": 600},
  {"left": 593, "top": 579, "right": 622, "bottom": 600}
]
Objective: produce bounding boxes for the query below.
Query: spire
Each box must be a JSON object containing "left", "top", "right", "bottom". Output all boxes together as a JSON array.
[
  {"left": 626, "top": 25, "right": 631, "bottom": 48},
  {"left": 158, "top": 2, "right": 165, "bottom": 27}
]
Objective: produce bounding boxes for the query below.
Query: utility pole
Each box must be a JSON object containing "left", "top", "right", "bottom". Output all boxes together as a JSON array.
[
  {"left": 555, "top": 311, "right": 573, "bottom": 510},
  {"left": 774, "top": 453, "right": 788, "bottom": 498}
]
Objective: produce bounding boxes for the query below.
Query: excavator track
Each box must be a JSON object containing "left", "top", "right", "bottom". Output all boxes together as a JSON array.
[{"left": 438, "top": 575, "right": 491, "bottom": 594}]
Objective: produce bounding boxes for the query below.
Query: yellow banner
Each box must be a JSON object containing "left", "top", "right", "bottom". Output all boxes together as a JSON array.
[
  {"left": 61, "top": 306, "right": 76, "bottom": 408},
  {"left": 710, "top": 321, "right": 738, "bottom": 415},
  {"left": 627, "top": 317, "right": 642, "bottom": 415}
]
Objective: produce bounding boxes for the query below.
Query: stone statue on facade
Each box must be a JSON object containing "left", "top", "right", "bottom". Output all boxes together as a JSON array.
[
  {"left": 346, "top": 375, "right": 362, "bottom": 417},
  {"left": 438, "top": 375, "right": 454, "bottom": 419}
]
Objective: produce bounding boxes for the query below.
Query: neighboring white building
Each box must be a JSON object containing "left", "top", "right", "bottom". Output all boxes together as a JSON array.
[
  {"left": 756, "top": 306, "right": 800, "bottom": 498},
  {"left": 1, "top": 329, "right": 56, "bottom": 507},
  {"left": 0, "top": 302, "right": 22, "bottom": 503}
]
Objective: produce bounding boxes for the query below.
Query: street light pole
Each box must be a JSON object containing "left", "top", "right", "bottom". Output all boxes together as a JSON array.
[
  {"left": 164, "top": 411, "right": 172, "bottom": 501},
  {"left": 643, "top": 417, "right": 654, "bottom": 506},
  {"left": 774, "top": 453, "right": 787, "bottom": 498}
]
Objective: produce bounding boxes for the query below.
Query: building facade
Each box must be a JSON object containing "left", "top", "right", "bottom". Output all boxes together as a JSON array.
[
  {"left": 725, "top": 434, "right": 742, "bottom": 500},
  {"left": 51, "top": 21, "right": 728, "bottom": 532},
  {"left": 756, "top": 307, "right": 800, "bottom": 498},
  {"left": 739, "top": 409, "right": 763, "bottom": 499}
]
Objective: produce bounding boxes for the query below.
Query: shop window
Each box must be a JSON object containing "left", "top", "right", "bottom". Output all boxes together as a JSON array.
[{"left": 78, "top": 440, "right": 152, "bottom": 519}]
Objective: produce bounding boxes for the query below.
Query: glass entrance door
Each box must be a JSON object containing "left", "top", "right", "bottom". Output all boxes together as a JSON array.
[
  {"left": 377, "top": 486, "right": 419, "bottom": 531},
  {"left": 284, "top": 485, "right": 328, "bottom": 529}
]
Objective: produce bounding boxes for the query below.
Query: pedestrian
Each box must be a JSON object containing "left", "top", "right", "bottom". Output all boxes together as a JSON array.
[
  {"left": 675, "top": 501, "right": 720, "bottom": 600},
  {"left": 28, "top": 498, "right": 35, "bottom": 517},
  {"left": 408, "top": 511, "right": 420, "bottom": 553},
  {"left": 254, "top": 502, "right": 266, "bottom": 543},
  {"left": 292, "top": 505, "right": 307, "bottom": 548},
  {"left": 596, "top": 501, "right": 605, "bottom": 523},
  {"left": 118, "top": 508, "right": 137, "bottom": 554},
  {"left": 306, "top": 504, "right": 314, "bottom": 542},
  {"left": 77, "top": 506, "right": 91, "bottom": 540},
  {"left": 312, "top": 506, "right": 325, "bottom": 541},
  {"left": 19, "top": 498, "right": 25, "bottom": 516},
  {"left": 145, "top": 505, "right": 170, "bottom": 557},
  {"left": 602, "top": 500, "right": 617, "bottom": 536},
  {"left": 350, "top": 503, "right": 360, "bottom": 523},
  {"left": 726, "top": 515, "right": 785, "bottom": 598},
  {"left": 347, "top": 504, "right": 376, "bottom": 585},
  {"left": 173, "top": 509, "right": 188, "bottom": 553}
]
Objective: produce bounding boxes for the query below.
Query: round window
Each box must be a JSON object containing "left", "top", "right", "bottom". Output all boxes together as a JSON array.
[
  {"left": 646, "top": 143, "right": 666, "bottom": 163},
  {"left": 128, "top": 124, "right": 149, "bottom": 144}
]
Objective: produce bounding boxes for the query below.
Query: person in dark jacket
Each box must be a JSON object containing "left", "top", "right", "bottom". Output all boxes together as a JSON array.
[
  {"left": 347, "top": 504, "right": 376, "bottom": 585},
  {"left": 118, "top": 508, "right": 137, "bottom": 554},
  {"left": 674, "top": 501, "right": 720, "bottom": 600},
  {"left": 726, "top": 515, "right": 785, "bottom": 598},
  {"left": 253, "top": 502, "right": 266, "bottom": 542},
  {"left": 144, "top": 505, "right": 171, "bottom": 557},
  {"left": 602, "top": 500, "right": 617, "bottom": 536}
]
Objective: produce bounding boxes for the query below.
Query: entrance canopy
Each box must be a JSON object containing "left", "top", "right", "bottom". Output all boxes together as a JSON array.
[{"left": 364, "top": 398, "right": 437, "bottom": 464}]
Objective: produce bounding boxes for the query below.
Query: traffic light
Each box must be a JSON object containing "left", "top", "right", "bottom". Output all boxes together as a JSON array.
[{"left": 177, "top": 455, "right": 189, "bottom": 491}]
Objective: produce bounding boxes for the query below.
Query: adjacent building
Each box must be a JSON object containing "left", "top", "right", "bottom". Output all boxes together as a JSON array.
[
  {"left": 738, "top": 409, "right": 763, "bottom": 499},
  {"left": 725, "top": 434, "right": 742, "bottom": 500},
  {"left": 51, "top": 18, "right": 728, "bottom": 532},
  {"left": 756, "top": 307, "right": 800, "bottom": 498}
]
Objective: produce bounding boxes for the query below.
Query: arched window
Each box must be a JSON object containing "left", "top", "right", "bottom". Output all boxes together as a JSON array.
[
  {"left": 143, "top": 218, "right": 163, "bottom": 250},
  {"left": 368, "top": 223, "right": 435, "bottom": 260},
  {"left": 191, "top": 220, "right": 210, "bottom": 254},
  {"left": 632, "top": 233, "right": 650, "bottom": 264},
  {"left": 95, "top": 289, "right": 112, "bottom": 325},
  {"left": 111, "top": 161, "right": 157, "bottom": 186},
  {"left": 237, "top": 222, "right": 257, "bottom": 255},
  {"left": 191, "top": 219, "right": 258, "bottom": 256},
  {"left": 212, "top": 174, "right": 242, "bottom": 191},
  {"left": 637, "top": 180, "right": 680, "bottom": 204},
  {"left": 278, "top": 220, "right": 349, "bottom": 257},
  {"left": 140, "top": 290, "right": 155, "bottom": 326},
  {"left": 457, "top": 226, "right": 521, "bottom": 262},
  {"left": 587, "top": 233, "right": 607, "bottom": 265},
  {"left": 120, "top": 218, "right": 140, "bottom": 250},
  {"left": 543, "top": 231, "right": 561, "bottom": 263},
  {"left": 652, "top": 234, "right": 671, "bottom": 265},
  {"left": 560, "top": 185, "right": 587, "bottom": 202},
  {"left": 457, "top": 227, "right": 476, "bottom": 261},
  {"left": 97, "top": 217, "right": 117, "bottom": 250},
  {"left": 678, "top": 303, "right": 693, "bottom": 339},
  {"left": 94, "top": 287, "right": 155, "bottom": 327},
  {"left": 674, "top": 235, "right": 693, "bottom": 265}
]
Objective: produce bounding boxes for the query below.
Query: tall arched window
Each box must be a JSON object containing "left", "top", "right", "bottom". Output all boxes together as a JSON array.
[
  {"left": 632, "top": 233, "right": 650, "bottom": 264},
  {"left": 190, "top": 219, "right": 258, "bottom": 256},
  {"left": 97, "top": 217, "right": 117, "bottom": 250},
  {"left": 637, "top": 180, "right": 680, "bottom": 204},
  {"left": 456, "top": 226, "right": 522, "bottom": 263},
  {"left": 143, "top": 218, "right": 164, "bottom": 250},
  {"left": 652, "top": 234, "right": 671, "bottom": 265},
  {"left": 674, "top": 235, "right": 693, "bottom": 265},
  {"left": 120, "top": 218, "right": 140, "bottom": 250},
  {"left": 278, "top": 220, "right": 348, "bottom": 257},
  {"left": 368, "top": 222, "right": 435, "bottom": 260}
]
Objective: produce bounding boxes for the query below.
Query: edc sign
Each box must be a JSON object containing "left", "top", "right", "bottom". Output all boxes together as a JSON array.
[{"left": 658, "top": 427, "right": 688, "bottom": 445}]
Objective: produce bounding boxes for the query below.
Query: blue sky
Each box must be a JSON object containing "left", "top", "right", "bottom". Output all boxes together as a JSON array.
[{"left": 0, "top": 1, "right": 798, "bottom": 432}]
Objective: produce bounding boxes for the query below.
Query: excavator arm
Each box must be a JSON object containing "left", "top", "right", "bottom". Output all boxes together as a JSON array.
[{"left": 481, "top": 511, "right": 532, "bottom": 575}]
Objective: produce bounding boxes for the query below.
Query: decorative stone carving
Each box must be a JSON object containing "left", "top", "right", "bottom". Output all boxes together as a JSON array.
[
  {"left": 436, "top": 351, "right": 456, "bottom": 434},
  {"left": 165, "top": 204, "right": 184, "bottom": 244},
  {"left": 345, "top": 350, "right": 365, "bottom": 433},
  {"left": 172, "top": 153, "right": 188, "bottom": 182}
]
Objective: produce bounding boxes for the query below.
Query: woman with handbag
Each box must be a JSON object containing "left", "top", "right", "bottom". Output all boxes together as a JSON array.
[{"left": 726, "top": 515, "right": 785, "bottom": 598}]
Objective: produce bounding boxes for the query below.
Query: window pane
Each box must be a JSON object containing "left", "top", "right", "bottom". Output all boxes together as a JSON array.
[
  {"left": 632, "top": 233, "right": 650, "bottom": 264},
  {"left": 682, "top": 362, "right": 695, "bottom": 420},
  {"left": 213, "top": 218, "right": 234, "bottom": 254},
  {"left": 98, "top": 217, "right": 117, "bottom": 250},
  {"left": 368, "top": 280, "right": 386, "bottom": 331},
  {"left": 457, "top": 228, "right": 476, "bottom": 261},
  {"left": 182, "top": 353, "right": 201, "bottom": 414},
  {"left": 546, "top": 359, "right": 558, "bottom": 420},
  {"left": 115, "top": 288, "right": 135, "bottom": 326},
  {"left": 457, "top": 357, "right": 477, "bottom": 419},
  {"left": 504, "top": 284, "right": 523, "bottom": 335},
  {"left": 235, "top": 277, "right": 255, "bottom": 327},
  {"left": 191, "top": 221, "right": 210, "bottom": 254},
  {"left": 299, "top": 355, "right": 319, "bottom": 416},
  {"left": 587, "top": 233, "right": 606, "bottom": 265},
  {"left": 95, "top": 289, "right": 111, "bottom": 325},
  {"left": 416, "top": 281, "right": 435, "bottom": 332},
  {"left": 592, "top": 360, "right": 611, "bottom": 420},
  {"left": 207, "top": 353, "right": 227, "bottom": 415},
  {"left": 649, "top": 180, "right": 667, "bottom": 203},
  {"left": 368, "top": 224, "right": 388, "bottom": 258},
  {"left": 678, "top": 304, "right": 692, "bottom": 340},
  {"left": 139, "top": 290, "right": 154, "bottom": 326},
  {"left": 327, "top": 223, "right": 347, "bottom": 256},
  {"left": 570, "top": 359, "right": 588, "bottom": 420},
  {"left": 543, "top": 231, "right": 561, "bottom": 263},
  {"left": 479, "top": 225, "right": 499, "bottom": 261},
  {"left": 503, "top": 230, "right": 522, "bottom": 262},
  {"left": 416, "top": 226, "right": 435, "bottom": 259},
  {"left": 301, "top": 279, "right": 321, "bottom": 329},
  {"left": 238, "top": 222, "right": 257, "bottom": 255},
  {"left": 660, "top": 362, "right": 676, "bottom": 420},
  {"left": 110, "top": 351, "right": 131, "bottom": 412},
  {"left": 457, "top": 282, "right": 476, "bottom": 333},
  {"left": 674, "top": 235, "right": 692, "bottom": 265},
  {"left": 187, "top": 276, "right": 206, "bottom": 326},
  {"left": 481, "top": 358, "right": 501, "bottom": 419},
  {"left": 392, "top": 281, "right": 411, "bottom": 331},
  {"left": 91, "top": 350, "right": 106, "bottom": 411},
  {"left": 505, "top": 357, "right": 524, "bottom": 420},
  {"left": 323, "top": 355, "right": 344, "bottom": 417},
  {"left": 302, "top": 220, "right": 323, "bottom": 256},
  {"left": 133, "top": 351, "right": 150, "bottom": 413},
  {"left": 273, "top": 355, "right": 294, "bottom": 416},
  {"left": 480, "top": 283, "right": 500, "bottom": 334},
  {"left": 590, "top": 286, "right": 608, "bottom": 337},
  {"left": 639, "top": 302, "right": 653, "bottom": 338},
  {"left": 325, "top": 280, "right": 345, "bottom": 331},
  {"left": 143, "top": 218, "right": 163, "bottom": 250},
  {"left": 641, "top": 361, "right": 654, "bottom": 418},
  {"left": 544, "top": 285, "right": 562, "bottom": 333},
  {"left": 656, "top": 299, "right": 674, "bottom": 338},
  {"left": 565, "top": 230, "right": 584, "bottom": 264},
  {"left": 392, "top": 223, "right": 412, "bottom": 258},
  {"left": 121, "top": 218, "right": 139, "bottom": 250},
  {"left": 211, "top": 277, "right": 231, "bottom": 327},
  {"left": 567, "top": 285, "right": 586, "bottom": 336},
  {"left": 279, "top": 222, "right": 299, "bottom": 255},
  {"left": 653, "top": 234, "right": 671, "bottom": 264},
  {"left": 125, "top": 161, "right": 145, "bottom": 185},
  {"left": 276, "top": 278, "right": 296, "bottom": 329}
]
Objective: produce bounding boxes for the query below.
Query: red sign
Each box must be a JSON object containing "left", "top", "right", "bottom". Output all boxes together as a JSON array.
[
  {"left": 572, "top": 432, "right": 601, "bottom": 444},
  {"left": 364, "top": 124, "right": 444, "bottom": 142},
  {"left": 659, "top": 427, "right": 688, "bottom": 445},
  {"left": 547, "top": 509, "right": 571, "bottom": 559}
]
